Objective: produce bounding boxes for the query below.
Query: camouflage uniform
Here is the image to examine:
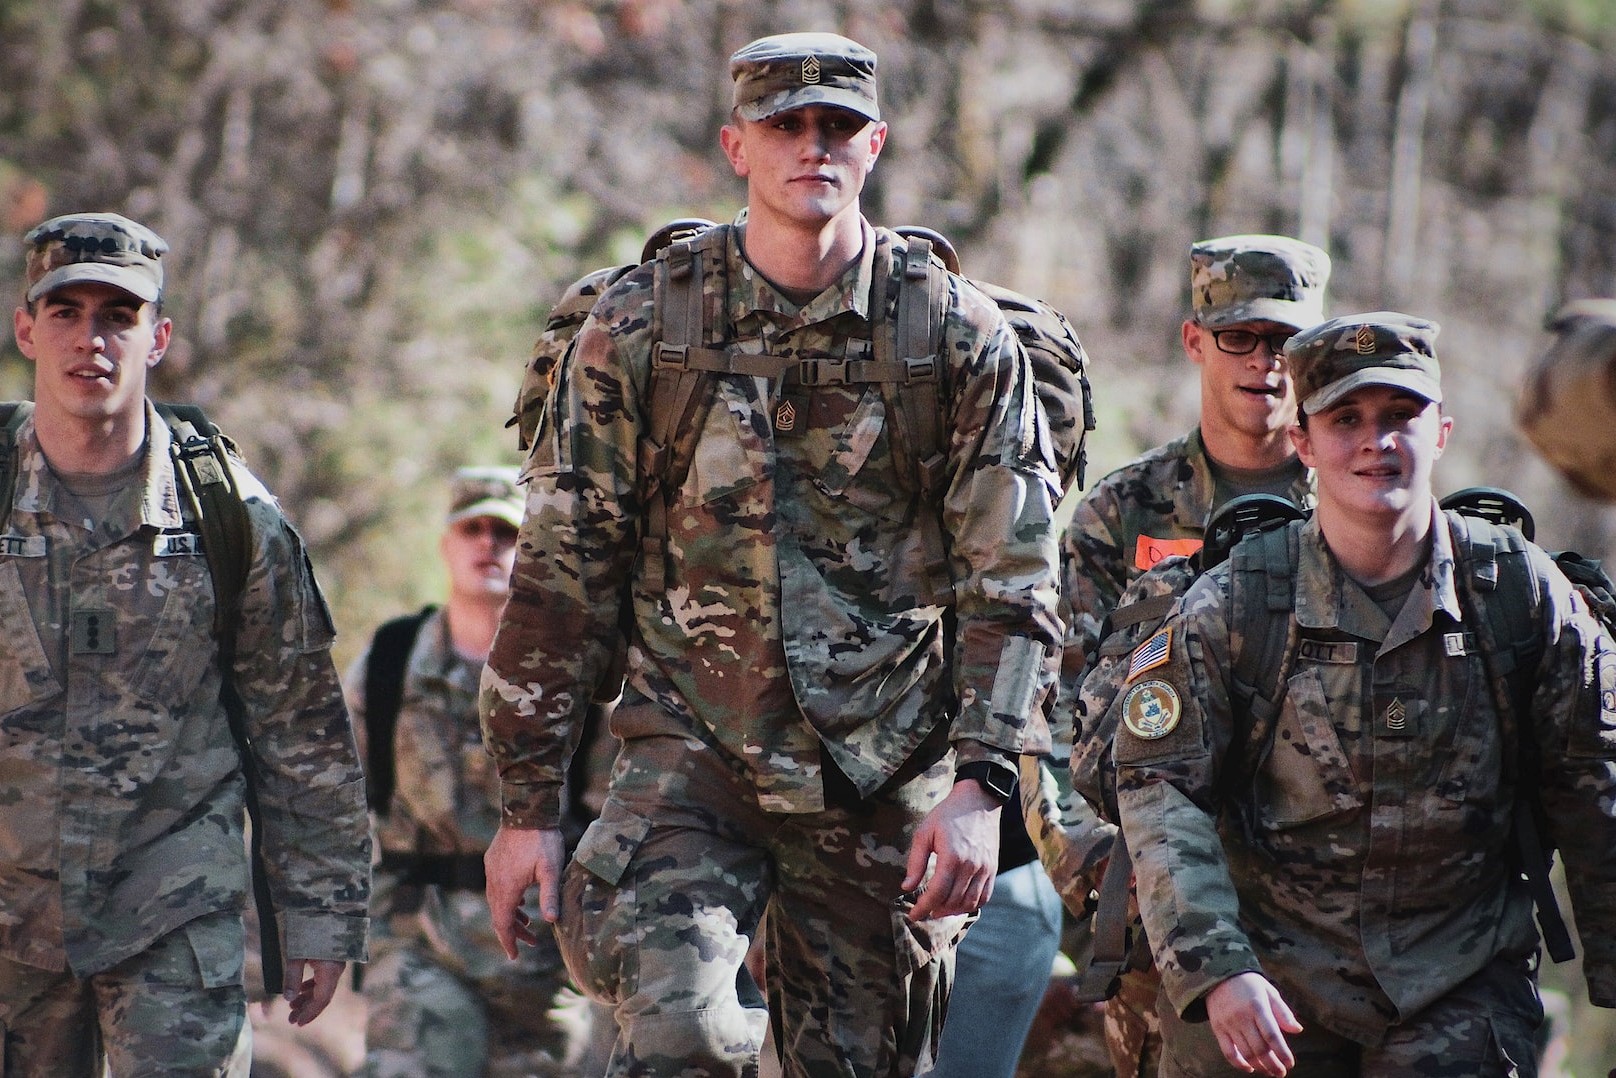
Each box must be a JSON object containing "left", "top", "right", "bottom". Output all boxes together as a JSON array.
[
  {"left": 0, "top": 403, "right": 370, "bottom": 1076},
  {"left": 1114, "top": 314, "right": 1616, "bottom": 1075},
  {"left": 1035, "top": 237, "right": 1325, "bottom": 1077},
  {"left": 482, "top": 197, "right": 1062, "bottom": 1075},
  {"left": 349, "top": 605, "right": 593, "bottom": 1078}
]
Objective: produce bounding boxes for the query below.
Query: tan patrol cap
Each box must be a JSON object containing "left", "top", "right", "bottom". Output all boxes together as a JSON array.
[
  {"left": 447, "top": 466, "right": 523, "bottom": 528},
  {"left": 1190, "top": 234, "right": 1330, "bottom": 330},
  {"left": 24, "top": 212, "right": 167, "bottom": 304},
  {"left": 1284, "top": 312, "right": 1442, "bottom": 415},
  {"left": 730, "top": 32, "right": 879, "bottom": 124},
  {"left": 1518, "top": 299, "right": 1616, "bottom": 501}
]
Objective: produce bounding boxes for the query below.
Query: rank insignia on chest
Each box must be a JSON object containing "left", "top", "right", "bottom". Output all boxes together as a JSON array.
[
  {"left": 774, "top": 399, "right": 798, "bottom": 432},
  {"left": 71, "top": 607, "right": 116, "bottom": 655},
  {"left": 1128, "top": 627, "right": 1171, "bottom": 681},
  {"left": 1121, "top": 679, "right": 1181, "bottom": 740}
]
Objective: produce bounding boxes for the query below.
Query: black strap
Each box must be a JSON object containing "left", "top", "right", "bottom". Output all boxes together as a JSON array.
[
  {"left": 363, "top": 606, "right": 439, "bottom": 815},
  {"left": 0, "top": 402, "right": 29, "bottom": 533},
  {"left": 376, "top": 850, "right": 486, "bottom": 891}
]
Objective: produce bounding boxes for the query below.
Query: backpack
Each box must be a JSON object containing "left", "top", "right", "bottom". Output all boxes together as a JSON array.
[
  {"left": 1069, "top": 487, "right": 1598, "bottom": 999},
  {"left": 361, "top": 605, "right": 438, "bottom": 815},
  {"left": 0, "top": 401, "right": 289, "bottom": 994}
]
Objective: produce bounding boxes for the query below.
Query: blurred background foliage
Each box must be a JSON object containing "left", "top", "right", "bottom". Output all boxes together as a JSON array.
[{"left": 3, "top": 0, "right": 1616, "bottom": 1069}]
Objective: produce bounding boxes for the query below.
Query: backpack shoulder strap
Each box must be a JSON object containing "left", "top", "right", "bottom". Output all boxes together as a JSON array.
[
  {"left": 156, "top": 402, "right": 288, "bottom": 994},
  {"left": 1445, "top": 510, "right": 1575, "bottom": 962},
  {"left": 0, "top": 402, "right": 30, "bottom": 534},
  {"left": 363, "top": 605, "right": 439, "bottom": 815},
  {"left": 1224, "top": 522, "right": 1303, "bottom": 802}
]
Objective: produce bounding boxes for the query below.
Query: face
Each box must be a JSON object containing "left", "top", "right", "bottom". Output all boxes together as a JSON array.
[
  {"left": 441, "top": 514, "right": 519, "bottom": 602},
  {"left": 14, "top": 282, "right": 169, "bottom": 427},
  {"left": 719, "top": 105, "right": 887, "bottom": 231},
  {"left": 1291, "top": 385, "right": 1452, "bottom": 524},
  {"left": 1182, "top": 318, "right": 1299, "bottom": 444}
]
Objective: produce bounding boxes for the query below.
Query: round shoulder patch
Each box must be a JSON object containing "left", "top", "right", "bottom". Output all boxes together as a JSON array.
[{"left": 1121, "top": 679, "right": 1182, "bottom": 740}]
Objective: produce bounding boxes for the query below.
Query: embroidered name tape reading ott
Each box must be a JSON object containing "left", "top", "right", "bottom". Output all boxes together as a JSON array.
[{"left": 1121, "top": 679, "right": 1181, "bottom": 740}]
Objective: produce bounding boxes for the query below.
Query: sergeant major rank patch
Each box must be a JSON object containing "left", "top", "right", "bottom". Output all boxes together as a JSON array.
[
  {"left": 1121, "top": 679, "right": 1181, "bottom": 740},
  {"left": 1127, "top": 627, "right": 1171, "bottom": 682}
]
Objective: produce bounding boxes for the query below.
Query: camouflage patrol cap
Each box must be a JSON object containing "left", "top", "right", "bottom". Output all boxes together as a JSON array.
[
  {"left": 1190, "top": 234, "right": 1330, "bottom": 330},
  {"left": 1518, "top": 299, "right": 1616, "bottom": 500},
  {"left": 1284, "top": 311, "right": 1442, "bottom": 415},
  {"left": 24, "top": 212, "right": 167, "bottom": 304},
  {"left": 730, "top": 32, "right": 879, "bottom": 123},
  {"left": 447, "top": 466, "right": 523, "bottom": 528}
]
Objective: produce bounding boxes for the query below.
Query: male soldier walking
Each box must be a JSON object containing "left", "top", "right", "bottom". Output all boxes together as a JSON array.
[
  {"left": 480, "top": 31, "right": 1062, "bottom": 1078},
  {"left": 351, "top": 467, "right": 599, "bottom": 1077},
  {"left": 1113, "top": 313, "right": 1616, "bottom": 1075},
  {"left": 1040, "top": 234, "right": 1328, "bottom": 1075},
  {"left": 1, "top": 212, "right": 370, "bottom": 1075}
]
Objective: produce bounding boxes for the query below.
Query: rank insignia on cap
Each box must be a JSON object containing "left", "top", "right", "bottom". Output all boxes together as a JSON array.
[
  {"left": 1127, "top": 627, "right": 1172, "bottom": 682},
  {"left": 801, "top": 55, "right": 821, "bottom": 83},
  {"left": 1355, "top": 324, "right": 1377, "bottom": 355},
  {"left": 775, "top": 400, "right": 797, "bottom": 432},
  {"left": 1122, "top": 680, "right": 1181, "bottom": 740}
]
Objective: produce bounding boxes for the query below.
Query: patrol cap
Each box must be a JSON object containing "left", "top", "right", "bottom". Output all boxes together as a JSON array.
[
  {"left": 24, "top": 212, "right": 168, "bottom": 304},
  {"left": 1190, "top": 234, "right": 1330, "bottom": 330},
  {"left": 730, "top": 32, "right": 879, "bottom": 124},
  {"left": 1284, "top": 311, "right": 1442, "bottom": 415},
  {"left": 447, "top": 466, "right": 524, "bottom": 529}
]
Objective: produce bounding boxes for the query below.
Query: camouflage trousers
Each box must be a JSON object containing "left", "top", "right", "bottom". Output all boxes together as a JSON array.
[
  {"left": 1102, "top": 964, "right": 1161, "bottom": 1077},
  {"left": 557, "top": 713, "right": 969, "bottom": 1078},
  {"left": 0, "top": 909, "right": 249, "bottom": 1077},
  {"left": 362, "top": 939, "right": 599, "bottom": 1077},
  {"left": 1157, "top": 953, "right": 1543, "bottom": 1077}
]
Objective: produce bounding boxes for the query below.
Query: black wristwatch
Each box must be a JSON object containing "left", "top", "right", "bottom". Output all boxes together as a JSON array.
[{"left": 955, "top": 759, "right": 1018, "bottom": 807}]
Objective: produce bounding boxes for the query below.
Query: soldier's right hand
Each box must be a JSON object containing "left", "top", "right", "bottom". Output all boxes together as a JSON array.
[{"left": 484, "top": 825, "right": 566, "bottom": 959}]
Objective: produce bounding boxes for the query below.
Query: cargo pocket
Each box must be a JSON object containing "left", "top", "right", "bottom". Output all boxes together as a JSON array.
[
  {"left": 812, "top": 386, "right": 911, "bottom": 524},
  {"left": 181, "top": 912, "right": 247, "bottom": 990},
  {"left": 559, "top": 798, "right": 652, "bottom": 1004},
  {"left": 889, "top": 895, "right": 974, "bottom": 1071}
]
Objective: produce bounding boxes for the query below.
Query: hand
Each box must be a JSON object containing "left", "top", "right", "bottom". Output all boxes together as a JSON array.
[
  {"left": 1205, "top": 972, "right": 1302, "bottom": 1076},
  {"left": 281, "top": 958, "right": 344, "bottom": 1026},
  {"left": 484, "top": 825, "right": 565, "bottom": 959},
  {"left": 902, "top": 778, "right": 1001, "bottom": 921}
]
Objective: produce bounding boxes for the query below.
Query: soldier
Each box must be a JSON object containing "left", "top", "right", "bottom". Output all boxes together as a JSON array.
[
  {"left": 1042, "top": 234, "right": 1329, "bottom": 1074},
  {"left": 0, "top": 211, "right": 370, "bottom": 1075},
  {"left": 479, "top": 31, "right": 1063, "bottom": 1078},
  {"left": 1517, "top": 298, "right": 1616, "bottom": 501},
  {"left": 1112, "top": 312, "right": 1616, "bottom": 1075},
  {"left": 351, "top": 467, "right": 598, "bottom": 1077}
]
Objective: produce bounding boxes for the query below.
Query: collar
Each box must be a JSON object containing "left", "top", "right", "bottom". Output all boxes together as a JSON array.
[{"left": 725, "top": 214, "right": 877, "bottom": 331}]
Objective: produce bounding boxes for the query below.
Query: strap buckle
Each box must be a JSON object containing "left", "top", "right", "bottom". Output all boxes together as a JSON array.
[
  {"left": 796, "top": 358, "right": 847, "bottom": 387},
  {"left": 903, "top": 356, "right": 938, "bottom": 383},
  {"left": 653, "top": 343, "right": 690, "bottom": 371}
]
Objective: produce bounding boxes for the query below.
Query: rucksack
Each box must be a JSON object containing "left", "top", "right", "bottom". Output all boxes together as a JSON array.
[
  {"left": 0, "top": 401, "right": 289, "bottom": 994},
  {"left": 361, "top": 605, "right": 438, "bottom": 816},
  {"left": 1068, "top": 488, "right": 1598, "bottom": 999}
]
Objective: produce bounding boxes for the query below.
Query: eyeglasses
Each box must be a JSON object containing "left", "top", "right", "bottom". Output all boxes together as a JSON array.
[{"left": 1210, "top": 328, "right": 1294, "bottom": 355}]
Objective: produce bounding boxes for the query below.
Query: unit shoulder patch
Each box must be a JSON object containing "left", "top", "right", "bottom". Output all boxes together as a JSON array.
[{"left": 1121, "top": 679, "right": 1181, "bottom": 740}]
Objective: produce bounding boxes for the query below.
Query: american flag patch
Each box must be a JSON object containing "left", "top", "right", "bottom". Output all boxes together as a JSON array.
[{"left": 1128, "top": 628, "right": 1172, "bottom": 681}]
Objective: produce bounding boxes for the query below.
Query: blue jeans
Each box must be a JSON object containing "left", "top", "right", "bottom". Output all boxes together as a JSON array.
[{"left": 928, "top": 859, "right": 1064, "bottom": 1077}]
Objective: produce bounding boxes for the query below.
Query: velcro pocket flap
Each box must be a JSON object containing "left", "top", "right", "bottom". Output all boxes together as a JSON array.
[{"left": 570, "top": 799, "right": 652, "bottom": 887}]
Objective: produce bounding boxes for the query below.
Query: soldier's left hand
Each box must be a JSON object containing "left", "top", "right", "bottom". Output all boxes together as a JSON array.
[
  {"left": 282, "top": 958, "right": 345, "bottom": 1026},
  {"left": 902, "top": 779, "right": 1001, "bottom": 921}
]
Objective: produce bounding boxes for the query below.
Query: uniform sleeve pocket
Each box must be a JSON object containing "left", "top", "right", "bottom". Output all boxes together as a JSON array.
[{"left": 570, "top": 798, "right": 652, "bottom": 886}]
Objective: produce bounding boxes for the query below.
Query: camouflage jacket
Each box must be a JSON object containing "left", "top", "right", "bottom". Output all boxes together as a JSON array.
[
  {"left": 1113, "top": 507, "right": 1616, "bottom": 1044},
  {"left": 1061, "top": 426, "right": 1313, "bottom": 684},
  {"left": 482, "top": 219, "right": 1063, "bottom": 827},
  {"left": 346, "top": 608, "right": 550, "bottom": 982},
  {"left": 0, "top": 403, "right": 370, "bottom": 975}
]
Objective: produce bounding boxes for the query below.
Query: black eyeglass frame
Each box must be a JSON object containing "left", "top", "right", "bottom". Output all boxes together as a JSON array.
[{"left": 1208, "top": 328, "right": 1295, "bottom": 355}]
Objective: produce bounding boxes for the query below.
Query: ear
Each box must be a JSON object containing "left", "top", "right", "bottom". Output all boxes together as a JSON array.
[
  {"left": 1181, "top": 320, "right": 1207, "bottom": 367},
  {"left": 719, "top": 122, "right": 748, "bottom": 178},
  {"left": 1289, "top": 422, "right": 1314, "bottom": 468},
  {"left": 13, "top": 306, "right": 38, "bottom": 363},
  {"left": 146, "top": 315, "right": 172, "bottom": 369},
  {"left": 865, "top": 121, "right": 888, "bottom": 164},
  {"left": 1432, "top": 410, "right": 1453, "bottom": 458}
]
